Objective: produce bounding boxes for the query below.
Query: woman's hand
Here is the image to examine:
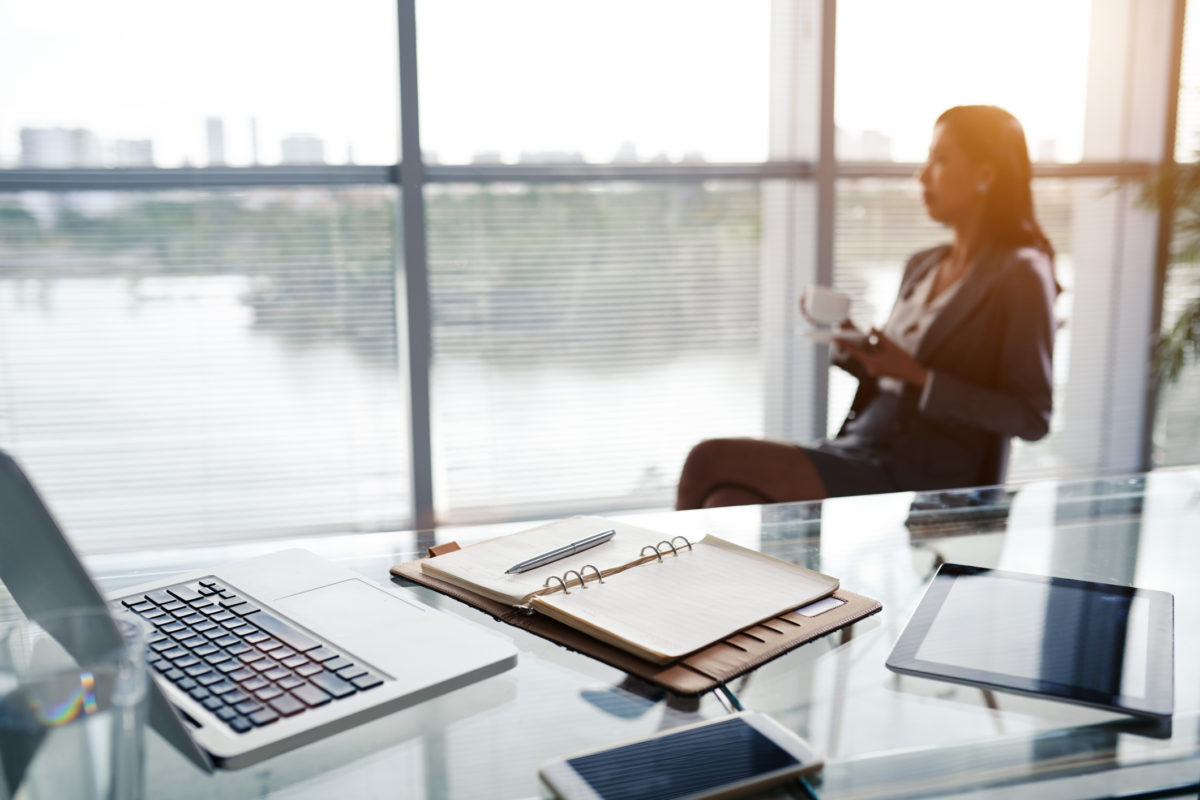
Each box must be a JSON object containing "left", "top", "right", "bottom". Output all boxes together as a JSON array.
[{"left": 836, "top": 327, "right": 930, "bottom": 389}]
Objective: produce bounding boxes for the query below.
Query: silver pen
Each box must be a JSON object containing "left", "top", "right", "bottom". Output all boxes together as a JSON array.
[{"left": 504, "top": 529, "right": 616, "bottom": 574}]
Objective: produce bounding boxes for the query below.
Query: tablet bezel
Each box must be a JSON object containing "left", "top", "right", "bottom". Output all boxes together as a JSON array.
[{"left": 886, "top": 563, "right": 1174, "bottom": 719}]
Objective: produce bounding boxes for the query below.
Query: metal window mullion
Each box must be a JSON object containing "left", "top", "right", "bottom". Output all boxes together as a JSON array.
[
  {"left": 1142, "top": 0, "right": 1188, "bottom": 470},
  {"left": 810, "top": 0, "right": 837, "bottom": 440},
  {"left": 397, "top": 0, "right": 435, "bottom": 531}
]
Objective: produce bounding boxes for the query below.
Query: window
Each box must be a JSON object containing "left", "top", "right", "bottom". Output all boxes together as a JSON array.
[{"left": 0, "top": 188, "right": 409, "bottom": 550}]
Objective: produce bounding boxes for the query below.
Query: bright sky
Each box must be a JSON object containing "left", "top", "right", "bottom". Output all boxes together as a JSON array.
[{"left": 0, "top": 0, "right": 1091, "bottom": 168}]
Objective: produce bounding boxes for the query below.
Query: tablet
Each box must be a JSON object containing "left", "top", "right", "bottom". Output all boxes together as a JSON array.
[{"left": 886, "top": 563, "right": 1174, "bottom": 719}]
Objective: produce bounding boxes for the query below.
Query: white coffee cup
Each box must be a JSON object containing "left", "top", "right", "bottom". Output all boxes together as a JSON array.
[{"left": 803, "top": 284, "right": 851, "bottom": 326}]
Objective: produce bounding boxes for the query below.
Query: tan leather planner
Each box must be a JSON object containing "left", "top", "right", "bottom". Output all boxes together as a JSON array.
[{"left": 389, "top": 516, "right": 881, "bottom": 695}]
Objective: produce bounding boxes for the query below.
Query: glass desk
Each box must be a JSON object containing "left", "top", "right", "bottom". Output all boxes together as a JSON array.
[{"left": 72, "top": 469, "right": 1200, "bottom": 798}]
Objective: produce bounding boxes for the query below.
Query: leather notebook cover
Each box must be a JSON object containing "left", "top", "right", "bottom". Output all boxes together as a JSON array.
[{"left": 390, "top": 553, "right": 882, "bottom": 695}]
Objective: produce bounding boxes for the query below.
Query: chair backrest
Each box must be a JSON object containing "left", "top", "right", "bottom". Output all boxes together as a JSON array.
[{"left": 974, "top": 434, "right": 1010, "bottom": 487}]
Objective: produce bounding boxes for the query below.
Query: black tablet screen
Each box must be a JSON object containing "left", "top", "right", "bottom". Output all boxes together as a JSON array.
[
  {"left": 888, "top": 564, "right": 1174, "bottom": 718},
  {"left": 914, "top": 572, "right": 1149, "bottom": 698}
]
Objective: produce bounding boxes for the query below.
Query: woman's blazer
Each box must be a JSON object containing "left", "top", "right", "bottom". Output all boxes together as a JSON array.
[{"left": 835, "top": 242, "right": 1057, "bottom": 490}]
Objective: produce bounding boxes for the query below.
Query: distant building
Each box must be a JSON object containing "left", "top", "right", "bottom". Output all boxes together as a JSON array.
[
  {"left": 517, "top": 150, "right": 585, "bottom": 164},
  {"left": 19, "top": 127, "right": 102, "bottom": 167},
  {"left": 1036, "top": 138, "right": 1058, "bottom": 163},
  {"left": 206, "top": 117, "right": 226, "bottom": 166},
  {"left": 280, "top": 134, "right": 325, "bottom": 165},
  {"left": 613, "top": 141, "right": 639, "bottom": 163},
  {"left": 113, "top": 139, "right": 154, "bottom": 167},
  {"left": 471, "top": 151, "right": 504, "bottom": 165},
  {"left": 836, "top": 128, "right": 893, "bottom": 161}
]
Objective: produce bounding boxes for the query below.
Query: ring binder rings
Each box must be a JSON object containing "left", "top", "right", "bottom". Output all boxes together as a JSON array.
[
  {"left": 390, "top": 516, "right": 882, "bottom": 693},
  {"left": 640, "top": 545, "right": 664, "bottom": 561}
]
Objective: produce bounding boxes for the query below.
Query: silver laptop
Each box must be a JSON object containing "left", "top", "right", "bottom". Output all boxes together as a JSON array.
[{"left": 0, "top": 450, "right": 517, "bottom": 770}]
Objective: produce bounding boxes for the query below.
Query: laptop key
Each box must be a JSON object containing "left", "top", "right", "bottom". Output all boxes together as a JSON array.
[
  {"left": 337, "top": 664, "right": 368, "bottom": 681},
  {"left": 294, "top": 662, "right": 324, "bottom": 677},
  {"left": 263, "top": 667, "right": 290, "bottom": 682},
  {"left": 268, "top": 694, "right": 305, "bottom": 717},
  {"left": 202, "top": 696, "right": 224, "bottom": 711},
  {"left": 307, "top": 646, "right": 338, "bottom": 662},
  {"left": 323, "top": 657, "right": 350, "bottom": 672},
  {"left": 245, "top": 612, "right": 319, "bottom": 652},
  {"left": 352, "top": 673, "right": 384, "bottom": 691},
  {"left": 230, "top": 603, "right": 261, "bottom": 617},
  {"left": 277, "top": 676, "right": 304, "bottom": 691},
  {"left": 310, "top": 671, "right": 356, "bottom": 699},
  {"left": 241, "top": 677, "right": 269, "bottom": 693},
  {"left": 255, "top": 686, "right": 283, "bottom": 702},
  {"left": 229, "top": 717, "right": 252, "bottom": 733},
  {"left": 168, "top": 584, "right": 205, "bottom": 603},
  {"left": 234, "top": 700, "right": 262, "bottom": 715},
  {"left": 249, "top": 708, "right": 279, "bottom": 726},
  {"left": 293, "top": 683, "right": 332, "bottom": 707},
  {"left": 215, "top": 707, "right": 237, "bottom": 722},
  {"left": 146, "top": 590, "right": 174, "bottom": 606}
]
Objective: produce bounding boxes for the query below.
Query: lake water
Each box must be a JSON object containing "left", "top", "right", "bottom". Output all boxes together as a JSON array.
[{"left": 0, "top": 276, "right": 762, "bottom": 551}]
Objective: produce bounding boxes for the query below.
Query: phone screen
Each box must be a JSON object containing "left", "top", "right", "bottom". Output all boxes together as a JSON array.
[{"left": 565, "top": 717, "right": 800, "bottom": 800}]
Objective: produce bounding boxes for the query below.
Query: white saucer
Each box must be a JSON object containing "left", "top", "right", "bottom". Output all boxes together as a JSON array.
[{"left": 802, "top": 328, "right": 868, "bottom": 345}]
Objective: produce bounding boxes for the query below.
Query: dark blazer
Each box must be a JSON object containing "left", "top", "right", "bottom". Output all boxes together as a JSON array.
[{"left": 833, "top": 243, "right": 1057, "bottom": 490}]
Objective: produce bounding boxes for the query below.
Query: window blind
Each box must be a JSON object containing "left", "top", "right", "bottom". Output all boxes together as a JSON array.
[
  {"left": 0, "top": 187, "right": 410, "bottom": 551},
  {"left": 425, "top": 181, "right": 770, "bottom": 522}
]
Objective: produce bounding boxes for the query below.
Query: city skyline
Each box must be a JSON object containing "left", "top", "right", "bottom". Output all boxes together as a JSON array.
[{"left": 0, "top": 1, "right": 1091, "bottom": 170}]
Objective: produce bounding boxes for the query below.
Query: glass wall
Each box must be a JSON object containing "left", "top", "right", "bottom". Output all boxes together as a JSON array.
[
  {"left": 426, "top": 181, "right": 765, "bottom": 520},
  {"left": 0, "top": 0, "right": 1192, "bottom": 550},
  {"left": 1156, "top": 0, "right": 1200, "bottom": 466},
  {"left": 0, "top": 188, "right": 409, "bottom": 550}
]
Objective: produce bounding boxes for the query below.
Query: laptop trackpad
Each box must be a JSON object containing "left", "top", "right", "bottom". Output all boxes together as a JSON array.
[{"left": 273, "top": 578, "right": 426, "bottom": 639}]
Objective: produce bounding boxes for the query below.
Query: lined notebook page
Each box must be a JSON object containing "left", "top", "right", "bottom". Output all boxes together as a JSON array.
[
  {"left": 419, "top": 516, "right": 664, "bottom": 605},
  {"left": 530, "top": 536, "right": 838, "bottom": 664}
]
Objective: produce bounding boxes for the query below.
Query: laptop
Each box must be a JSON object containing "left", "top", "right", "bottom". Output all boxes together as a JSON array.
[{"left": 0, "top": 450, "right": 518, "bottom": 770}]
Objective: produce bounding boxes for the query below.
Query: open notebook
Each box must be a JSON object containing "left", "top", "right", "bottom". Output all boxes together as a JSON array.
[{"left": 393, "top": 517, "right": 881, "bottom": 689}]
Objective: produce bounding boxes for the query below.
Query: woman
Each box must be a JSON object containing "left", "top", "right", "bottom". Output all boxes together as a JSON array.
[{"left": 677, "top": 105, "right": 1058, "bottom": 509}]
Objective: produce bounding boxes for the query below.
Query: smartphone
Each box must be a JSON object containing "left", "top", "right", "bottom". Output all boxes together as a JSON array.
[{"left": 538, "top": 712, "right": 823, "bottom": 800}]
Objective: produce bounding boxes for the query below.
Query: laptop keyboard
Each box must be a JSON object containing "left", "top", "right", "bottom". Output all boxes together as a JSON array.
[{"left": 115, "top": 578, "right": 384, "bottom": 734}]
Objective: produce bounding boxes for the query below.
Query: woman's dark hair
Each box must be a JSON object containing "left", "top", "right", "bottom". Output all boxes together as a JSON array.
[{"left": 936, "top": 105, "right": 1056, "bottom": 265}]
